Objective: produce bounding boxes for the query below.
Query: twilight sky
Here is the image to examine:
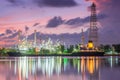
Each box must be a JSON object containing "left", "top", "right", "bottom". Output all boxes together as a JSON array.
[{"left": 0, "top": 0, "right": 120, "bottom": 47}]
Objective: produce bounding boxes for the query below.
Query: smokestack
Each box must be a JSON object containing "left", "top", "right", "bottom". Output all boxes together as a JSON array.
[
  {"left": 81, "top": 29, "right": 85, "bottom": 46},
  {"left": 18, "top": 30, "right": 21, "bottom": 44},
  {"left": 34, "top": 30, "right": 37, "bottom": 47}
]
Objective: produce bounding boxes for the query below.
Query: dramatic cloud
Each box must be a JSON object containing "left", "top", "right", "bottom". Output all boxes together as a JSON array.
[
  {"left": 35, "top": 0, "right": 77, "bottom": 7},
  {"left": 7, "top": 0, "right": 16, "bottom": 3},
  {"left": 6, "top": 0, "right": 77, "bottom": 7},
  {"left": 33, "top": 23, "right": 40, "bottom": 27},
  {"left": 25, "top": 26, "right": 29, "bottom": 32},
  {"left": 46, "top": 14, "right": 107, "bottom": 28},
  {"left": 0, "top": 33, "right": 5, "bottom": 37},
  {"left": 46, "top": 16, "right": 64, "bottom": 28},
  {"left": 43, "top": 0, "right": 77, "bottom": 7},
  {"left": 4, "top": 31, "right": 18, "bottom": 39},
  {"left": 87, "top": 0, "right": 120, "bottom": 44},
  {"left": 6, "top": 0, "right": 23, "bottom": 6},
  {"left": 0, "top": 0, "right": 120, "bottom": 46},
  {"left": 66, "top": 14, "right": 107, "bottom": 25},
  {"left": 0, "top": 29, "right": 17, "bottom": 39},
  {"left": 85, "top": 0, "right": 112, "bottom": 10},
  {"left": 65, "top": 17, "right": 83, "bottom": 25},
  {"left": 5, "top": 29, "right": 13, "bottom": 34}
]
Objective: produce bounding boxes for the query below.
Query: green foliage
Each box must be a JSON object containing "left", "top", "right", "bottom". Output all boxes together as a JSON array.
[
  {"left": 67, "top": 45, "right": 74, "bottom": 53},
  {"left": 63, "top": 49, "right": 68, "bottom": 54},
  {"left": 112, "top": 44, "right": 120, "bottom": 53},
  {"left": 99, "top": 44, "right": 104, "bottom": 51},
  {"left": 60, "top": 45, "right": 65, "bottom": 53},
  {"left": 27, "top": 48, "right": 35, "bottom": 54},
  {"left": 103, "top": 45, "right": 111, "bottom": 52},
  {"left": 0, "top": 48, "right": 9, "bottom": 56},
  {"left": 39, "top": 48, "right": 50, "bottom": 54},
  {"left": 75, "top": 44, "right": 79, "bottom": 50}
]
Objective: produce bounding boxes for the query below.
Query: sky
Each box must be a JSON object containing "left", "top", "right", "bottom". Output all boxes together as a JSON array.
[{"left": 0, "top": 0, "right": 120, "bottom": 47}]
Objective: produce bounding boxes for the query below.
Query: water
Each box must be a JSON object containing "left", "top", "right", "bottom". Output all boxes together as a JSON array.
[{"left": 0, "top": 56, "right": 120, "bottom": 80}]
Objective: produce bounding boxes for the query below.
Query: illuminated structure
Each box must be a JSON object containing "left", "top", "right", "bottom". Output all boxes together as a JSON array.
[
  {"left": 15, "top": 3, "right": 101, "bottom": 54},
  {"left": 89, "top": 3, "right": 98, "bottom": 48},
  {"left": 17, "top": 30, "right": 30, "bottom": 53},
  {"left": 80, "top": 3, "right": 100, "bottom": 52},
  {"left": 88, "top": 40, "right": 94, "bottom": 49},
  {"left": 81, "top": 29, "right": 85, "bottom": 47},
  {"left": 43, "top": 37, "right": 61, "bottom": 53},
  {"left": 18, "top": 30, "right": 21, "bottom": 44},
  {"left": 33, "top": 30, "right": 37, "bottom": 48},
  {"left": 17, "top": 30, "right": 62, "bottom": 54}
]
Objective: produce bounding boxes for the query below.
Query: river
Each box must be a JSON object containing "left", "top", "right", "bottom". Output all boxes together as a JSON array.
[{"left": 0, "top": 56, "right": 119, "bottom": 80}]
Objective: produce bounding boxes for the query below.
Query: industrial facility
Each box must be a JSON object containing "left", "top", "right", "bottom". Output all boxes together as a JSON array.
[{"left": 16, "top": 3, "right": 99, "bottom": 55}]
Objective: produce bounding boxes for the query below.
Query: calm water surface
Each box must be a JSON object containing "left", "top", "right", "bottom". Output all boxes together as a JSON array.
[{"left": 0, "top": 56, "right": 120, "bottom": 80}]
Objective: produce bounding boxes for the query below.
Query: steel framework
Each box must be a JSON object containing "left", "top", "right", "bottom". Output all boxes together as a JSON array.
[{"left": 89, "top": 3, "right": 98, "bottom": 47}]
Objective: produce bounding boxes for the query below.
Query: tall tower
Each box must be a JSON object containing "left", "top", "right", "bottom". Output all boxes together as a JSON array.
[
  {"left": 18, "top": 30, "right": 22, "bottom": 44},
  {"left": 89, "top": 3, "right": 98, "bottom": 47},
  {"left": 81, "top": 29, "right": 85, "bottom": 46},
  {"left": 34, "top": 30, "right": 37, "bottom": 47}
]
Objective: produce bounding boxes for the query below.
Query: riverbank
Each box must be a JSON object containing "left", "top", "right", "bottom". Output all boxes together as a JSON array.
[{"left": 7, "top": 51, "right": 105, "bottom": 57}]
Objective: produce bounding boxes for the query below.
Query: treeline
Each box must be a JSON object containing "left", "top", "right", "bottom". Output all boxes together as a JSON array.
[{"left": 99, "top": 44, "right": 120, "bottom": 53}]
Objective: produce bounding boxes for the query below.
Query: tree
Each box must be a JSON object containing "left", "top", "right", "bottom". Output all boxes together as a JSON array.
[
  {"left": 60, "top": 45, "right": 65, "bottom": 53},
  {"left": 112, "top": 44, "right": 120, "bottom": 53},
  {"left": 104, "top": 45, "right": 111, "bottom": 52}
]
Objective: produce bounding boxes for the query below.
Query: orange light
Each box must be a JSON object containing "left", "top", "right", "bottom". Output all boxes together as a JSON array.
[
  {"left": 35, "top": 48, "right": 40, "bottom": 53},
  {"left": 87, "top": 57, "right": 95, "bottom": 74},
  {"left": 88, "top": 41, "right": 94, "bottom": 49}
]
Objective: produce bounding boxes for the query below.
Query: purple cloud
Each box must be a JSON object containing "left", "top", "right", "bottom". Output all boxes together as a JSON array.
[
  {"left": 46, "top": 16, "right": 64, "bottom": 28},
  {"left": 35, "top": 0, "right": 77, "bottom": 7},
  {"left": 6, "top": 29, "right": 13, "bottom": 34}
]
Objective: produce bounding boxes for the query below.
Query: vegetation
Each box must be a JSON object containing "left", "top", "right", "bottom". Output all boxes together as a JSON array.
[
  {"left": 112, "top": 44, "right": 120, "bottom": 53},
  {"left": 99, "top": 44, "right": 120, "bottom": 53},
  {"left": 0, "top": 48, "right": 9, "bottom": 56},
  {"left": 1, "top": 43, "right": 120, "bottom": 56}
]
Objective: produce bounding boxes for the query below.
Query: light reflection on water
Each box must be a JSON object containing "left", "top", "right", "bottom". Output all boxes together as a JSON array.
[{"left": 0, "top": 56, "right": 120, "bottom": 80}]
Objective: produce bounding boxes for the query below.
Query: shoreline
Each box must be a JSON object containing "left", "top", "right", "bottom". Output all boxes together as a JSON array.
[{"left": 7, "top": 51, "right": 105, "bottom": 57}]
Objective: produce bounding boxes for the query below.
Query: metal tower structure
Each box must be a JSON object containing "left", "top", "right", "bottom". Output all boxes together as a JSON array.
[
  {"left": 18, "top": 30, "right": 21, "bottom": 44},
  {"left": 89, "top": 3, "right": 98, "bottom": 47},
  {"left": 34, "top": 30, "right": 37, "bottom": 47},
  {"left": 81, "top": 29, "right": 85, "bottom": 46}
]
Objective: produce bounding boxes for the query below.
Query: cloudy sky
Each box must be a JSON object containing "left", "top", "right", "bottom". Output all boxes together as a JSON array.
[{"left": 0, "top": 0, "right": 120, "bottom": 47}]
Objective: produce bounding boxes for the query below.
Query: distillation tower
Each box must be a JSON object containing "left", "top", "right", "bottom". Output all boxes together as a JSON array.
[
  {"left": 18, "top": 30, "right": 22, "bottom": 45},
  {"left": 81, "top": 29, "right": 85, "bottom": 46},
  {"left": 34, "top": 30, "right": 37, "bottom": 48},
  {"left": 89, "top": 3, "right": 98, "bottom": 47}
]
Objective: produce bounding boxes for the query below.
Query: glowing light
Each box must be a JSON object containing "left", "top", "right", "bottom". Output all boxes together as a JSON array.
[
  {"left": 87, "top": 57, "right": 95, "bottom": 74},
  {"left": 87, "top": 40, "right": 94, "bottom": 49},
  {"left": 17, "top": 34, "right": 63, "bottom": 54}
]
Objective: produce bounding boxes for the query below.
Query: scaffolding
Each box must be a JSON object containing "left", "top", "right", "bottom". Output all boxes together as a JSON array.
[{"left": 89, "top": 3, "right": 98, "bottom": 48}]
